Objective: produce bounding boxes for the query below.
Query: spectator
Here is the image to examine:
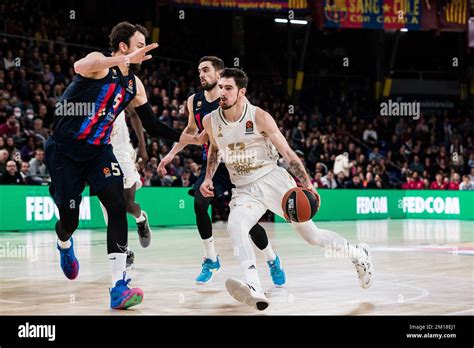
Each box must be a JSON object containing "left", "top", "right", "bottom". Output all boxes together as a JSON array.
[
  {"left": 430, "top": 173, "right": 447, "bottom": 190},
  {"left": 368, "top": 146, "right": 383, "bottom": 163},
  {"left": 364, "top": 172, "right": 377, "bottom": 189},
  {"left": 28, "top": 149, "right": 49, "bottom": 184},
  {"left": 0, "top": 114, "right": 20, "bottom": 138},
  {"left": 334, "top": 152, "right": 352, "bottom": 177},
  {"left": 459, "top": 175, "right": 473, "bottom": 190},
  {"left": 0, "top": 160, "right": 24, "bottom": 184},
  {"left": 32, "top": 117, "right": 49, "bottom": 140},
  {"left": 363, "top": 123, "right": 378, "bottom": 146},
  {"left": 0, "top": 149, "right": 9, "bottom": 174},
  {"left": 19, "top": 161, "right": 34, "bottom": 184},
  {"left": 291, "top": 121, "right": 306, "bottom": 151},
  {"left": 321, "top": 170, "right": 337, "bottom": 189},
  {"left": 172, "top": 169, "right": 193, "bottom": 187},
  {"left": 447, "top": 173, "right": 461, "bottom": 190},
  {"left": 335, "top": 171, "right": 346, "bottom": 189},
  {"left": 311, "top": 172, "right": 327, "bottom": 189},
  {"left": 410, "top": 155, "right": 424, "bottom": 175},
  {"left": 20, "top": 136, "right": 38, "bottom": 162},
  {"left": 410, "top": 172, "right": 425, "bottom": 190},
  {"left": 345, "top": 175, "right": 363, "bottom": 189}
]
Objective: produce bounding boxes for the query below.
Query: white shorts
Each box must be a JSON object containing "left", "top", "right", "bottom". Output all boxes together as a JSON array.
[
  {"left": 114, "top": 149, "right": 142, "bottom": 190},
  {"left": 229, "top": 166, "right": 296, "bottom": 221}
]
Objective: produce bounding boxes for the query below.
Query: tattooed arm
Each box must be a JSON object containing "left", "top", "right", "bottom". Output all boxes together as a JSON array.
[
  {"left": 255, "top": 107, "right": 315, "bottom": 192},
  {"left": 199, "top": 114, "right": 220, "bottom": 197}
]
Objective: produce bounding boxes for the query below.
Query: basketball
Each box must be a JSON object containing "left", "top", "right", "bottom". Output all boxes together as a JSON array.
[{"left": 282, "top": 187, "right": 320, "bottom": 223}]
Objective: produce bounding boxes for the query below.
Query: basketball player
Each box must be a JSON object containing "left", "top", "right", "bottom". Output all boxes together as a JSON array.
[
  {"left": 45, "top": 22, "right": 206, "bottom": 309},
  {"left": 200, "top": 68, "right": 373, "bottom": 311},
  {"left": 100, "top": 108, "right": 151, "bottom": 269},
  {"left": 157, "top": 57, "right": 286, "bottom": 286}
]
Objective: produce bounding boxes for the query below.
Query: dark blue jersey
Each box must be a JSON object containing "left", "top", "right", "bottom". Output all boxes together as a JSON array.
[
  {"left": 53, "top": 67, "right": 136, "bottom": 146},
  {"left": 192, "top": 90, "right": 220, "bottom": 161}
]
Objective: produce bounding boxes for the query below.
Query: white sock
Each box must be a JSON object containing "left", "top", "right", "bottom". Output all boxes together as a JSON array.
[
  {"left": 135, "top": 211, "right": 146, "bottom": 223},
  {"left": 108, "top": 253, "right": 127, "bottom": 286},
  {"left": 202, "top": 237, "right": 217, "bottom": 262},
  {"left": 241, "top": 260, "right": 263, "bottom": 293},
  {"left": 57, "top": 238, "right": 71, "bottom": 249},
  {"left": 261, "top": 244, "right": 277, "bottom": 262}
]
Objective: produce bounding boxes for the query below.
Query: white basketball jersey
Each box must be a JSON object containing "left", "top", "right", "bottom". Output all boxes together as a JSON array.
[
  {"left": 110, "top": 111, "right": 134, "bottom": 153},
  {"left": 210, "top": 102, "right": 279, "bottom": 187}
]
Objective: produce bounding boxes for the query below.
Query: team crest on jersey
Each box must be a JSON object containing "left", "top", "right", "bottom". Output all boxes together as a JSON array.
[
  {"left": 217, "top": 124, "right": 223, "bottom": 137},
  {"left": 245, "top": 120, "right": 254, "bottom": 134},
  {"left": 196, "top": 100, "right": 202, "bottom": 109},
  {"left": 126, "top": 79, "right": 134, "bottom": 93},
  {"left": 103, "top": 167, "right": 111, "bottom": 178}
]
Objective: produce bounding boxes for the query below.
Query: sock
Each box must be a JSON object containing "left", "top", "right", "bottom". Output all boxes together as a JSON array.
[
  {"left": 57, "top": 238, "right": 71, "bottom": 249},
  {"left": 135, "top": 211, "right": 146, "bottom": 223},
  {"left": 262, "top": 244, "right": 277, "bottom": 262},
  {"left": 241, "top": 260, "right": 263, "bottom": 293},
  {"left": 108, "top": 252, "right": 127, "bottom": 286},
  {"left": 202, "top": 237, "right": 217, "bottom": 262}
]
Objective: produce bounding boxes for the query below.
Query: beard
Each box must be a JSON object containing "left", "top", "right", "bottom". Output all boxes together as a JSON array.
[
  {"left": 220, "top": 98, "right": 238, "bottom": 110},
  {"left": 201, "top": 80, "right": 217, "bottom": 91}
]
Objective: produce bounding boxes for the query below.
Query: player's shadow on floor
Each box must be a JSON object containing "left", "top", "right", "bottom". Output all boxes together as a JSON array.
[{"left": 346, "top": 302, "right": 375, "bottom": 315}]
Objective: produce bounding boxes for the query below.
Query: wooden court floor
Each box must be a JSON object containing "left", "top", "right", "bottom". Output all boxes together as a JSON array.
[{"left": 0, "top": 219, "right": 473, "bottom": 315}]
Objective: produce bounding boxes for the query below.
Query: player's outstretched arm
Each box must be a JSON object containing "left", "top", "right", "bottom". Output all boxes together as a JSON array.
[
  {"left": 157, "top": 95, "right": 198, "bottom": 175},
  {"left": 74, "top": 43, "right": 158, "bottom": 78},
  {"left": 199, "top": 115, "right": 219, "bottom": 197},
  {"left": 255, "top": 107, "right": 315, "bottom": 193},
  {"left": 129, "top": 77, "right": 207, "bottom": 145}
]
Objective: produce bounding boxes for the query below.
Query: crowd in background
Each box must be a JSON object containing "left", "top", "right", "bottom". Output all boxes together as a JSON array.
[{"left": 1, "top": 1, "right": 473, "bottom": 192}]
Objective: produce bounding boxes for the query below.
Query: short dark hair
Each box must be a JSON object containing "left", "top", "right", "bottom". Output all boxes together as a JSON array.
[
  {"left": 220, "top": 68, "right": 248, "bottom": 89},
  {"left": 109, "top": 22, "right": 149, "bottom": 52},
  {"left": 198, "top": 56, "right": 225, "bottom": 72}
]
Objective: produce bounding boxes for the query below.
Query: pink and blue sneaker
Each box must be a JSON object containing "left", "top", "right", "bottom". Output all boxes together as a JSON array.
[
  {"left": 110, "top": 273, "right": 144, "bottom": 310},
  {"left": 56, "top": 237, "right": 79, "bottom": 280}
]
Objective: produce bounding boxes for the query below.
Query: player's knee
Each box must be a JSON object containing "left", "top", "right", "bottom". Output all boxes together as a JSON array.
[
  {"left": 111, "top": 195, "right": 127, "bottom": 213},
  {"left": 194, "top": 191, "right": 211, "bottom": 214}
]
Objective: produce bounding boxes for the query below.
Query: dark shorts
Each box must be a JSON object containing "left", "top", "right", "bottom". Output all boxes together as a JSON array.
[
  {"left": 189, "top": 163, "right": 234, "bottom": 198},
  {"left": 45, "top": 136, "right": 123, "bottom": 207}
]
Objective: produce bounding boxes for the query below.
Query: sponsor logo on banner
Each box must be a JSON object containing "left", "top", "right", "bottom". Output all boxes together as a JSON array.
[
  {"left": 401, "top": 196, "right": 460, "bottom": 215},
  {"left": 356, "top": 196, "right": 388, "bottom": 214},
  {"left": 26, "top": 196, "right": 91, "bottom": 221}
]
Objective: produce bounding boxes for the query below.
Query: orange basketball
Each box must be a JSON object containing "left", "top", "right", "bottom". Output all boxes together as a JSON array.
[{"left": 282, "top": 187, "right": 320, "bottom": 222}]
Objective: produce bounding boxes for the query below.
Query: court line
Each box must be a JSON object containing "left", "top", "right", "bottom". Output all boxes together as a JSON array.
[
  {"left": 0, "top": 299, "right": 24, "bottom": 304},
  {"left": 446, "top": 308, "right": 474, "bottom": 315}
]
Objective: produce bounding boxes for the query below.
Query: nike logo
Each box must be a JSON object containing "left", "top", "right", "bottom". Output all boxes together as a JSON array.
[{"left": 109, "top": 257, "right": 116, "bottom": 260}]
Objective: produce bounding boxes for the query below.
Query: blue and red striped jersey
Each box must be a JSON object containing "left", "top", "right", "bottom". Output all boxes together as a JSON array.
[
  {"left": 53, "top": 67, "right": 137, "bottom": 146},
  {"left": 192, "top": 90, "right": 220, "bottom": 161}
]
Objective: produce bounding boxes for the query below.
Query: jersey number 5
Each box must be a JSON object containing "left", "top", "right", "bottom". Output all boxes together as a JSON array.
[
  {"left": 113, "top": 93, "right": 123, "bottom": 109},
  {"left": 111, "top": 162, "right": 121, "bottom": 176}
]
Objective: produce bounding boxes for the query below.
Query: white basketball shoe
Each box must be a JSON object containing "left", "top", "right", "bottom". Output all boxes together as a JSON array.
[
  {"left": 352, "top": 243, "right": 373, "bottom": 289},
  {"left": 225, "top": 278, "right": 270, "bottom": 311}
]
